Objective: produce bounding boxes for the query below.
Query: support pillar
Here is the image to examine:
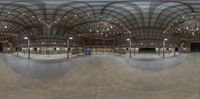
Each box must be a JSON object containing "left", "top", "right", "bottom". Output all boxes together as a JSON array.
[
  {"left": 134, "top": 47, "right": 136, "bottom": 56},
  {"left": 163, "top": 41, "right": 165, "bottom": 58},
  {"left": 46, "top": 47, "right": 49, "bottom": 57},
  {"left": 82, "top": 38, "right": 85, "bottom": 55},
  {"left": 94, "top": 47, "right": 95, "bottom": 54},
  {"left": 113, "top": 40, "right": 115, "bottom": 54},
  {"left": 129, "top": 41, "right": 132, "bottom": 58},
  {"left": 67, "top": 39, "right": 70, "bottom": 59},
  {"left": 77, "top": 39, "right": 80, "bottom": 56},
  {"left": 77, "top": 47, "right": 79, "bottom": 56},
  {"left": 158, "top": 48, "right": 161, "bottom": 56},
  {"left": 174, "top": 48, "right": 176, "bottom": 56},
  {"left": 28, "top": 39, "right": 30, "bottom": 59},
  {"left": 173, "top": 33, "right": 176, "bottom": 57},
  {"left": 16, "top": 47, "right": 19, "bottom": 56}
]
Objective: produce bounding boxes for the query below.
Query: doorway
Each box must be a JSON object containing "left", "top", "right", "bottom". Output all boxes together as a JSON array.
[
  {"left": 139, "top": 48, "right": 156, "bottom": 53},
  {"left": 191, "top": 43, "right": 200, "bottom": 52},
  {"left": 0, "top": 43, "right": 3, "bottom": 52}
]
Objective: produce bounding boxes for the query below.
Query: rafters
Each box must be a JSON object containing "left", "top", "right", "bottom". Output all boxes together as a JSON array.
[{"left": 0, "top": 0, "right": 200, "bottom": 47}]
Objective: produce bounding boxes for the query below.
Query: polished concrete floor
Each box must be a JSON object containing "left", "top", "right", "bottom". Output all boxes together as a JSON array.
[{"left": 0, "top": 53, "right": 200, "bottom": 99}]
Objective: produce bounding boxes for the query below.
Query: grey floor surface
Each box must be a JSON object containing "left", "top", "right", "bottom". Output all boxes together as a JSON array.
[{"left": 0, "top": 53, "right": 200, "bottom": 99}]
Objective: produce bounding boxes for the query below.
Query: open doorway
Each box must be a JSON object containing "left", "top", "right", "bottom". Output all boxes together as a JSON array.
[
  {"left": 0, "top": 43, "right": 3, "bottom": 52},
  {"left": 175, "top": 48, "right": 178, "bottom": 52},
  {"left": 191, "top": 43, "right": 200, "bottom": 52},
  {"left": 139, "top": 48, "right": 156, "bottom": 53}
]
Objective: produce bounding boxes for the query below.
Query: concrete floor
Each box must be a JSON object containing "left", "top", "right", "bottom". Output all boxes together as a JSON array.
[{"left": 0, "top": 53, "right": 200, "bottom": 99}]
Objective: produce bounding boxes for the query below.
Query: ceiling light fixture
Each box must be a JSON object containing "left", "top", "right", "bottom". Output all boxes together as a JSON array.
[
  {"left": 4, "top": 26, "right": 7, "bottom": 29},
  {"left": 24, "top": 37, "right": 28, "bottom": 40},
  {"left": 192, "top": 32, "right": 195, "bottom": 36},
  {"left": 69, "top": 37, "right": 73, "bottom": 40}
]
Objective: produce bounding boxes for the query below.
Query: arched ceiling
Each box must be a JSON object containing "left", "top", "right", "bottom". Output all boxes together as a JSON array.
[{"left": 0, "top": 0, "right": 200, "bottom": 47}]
